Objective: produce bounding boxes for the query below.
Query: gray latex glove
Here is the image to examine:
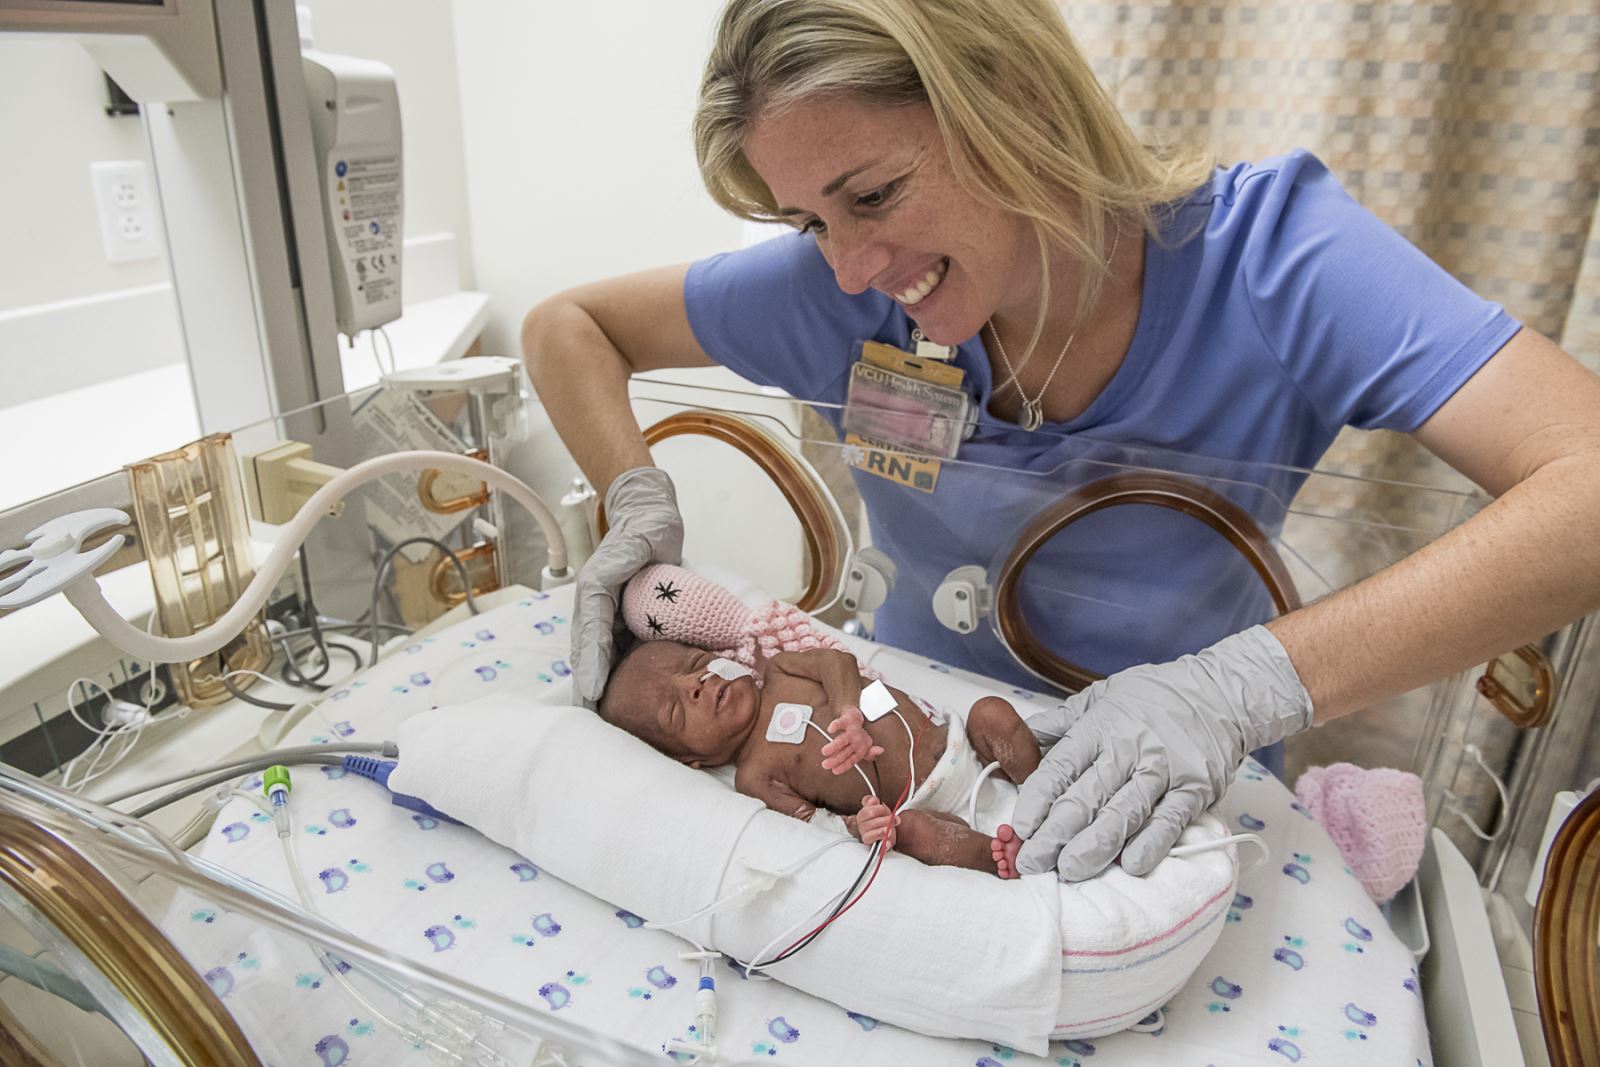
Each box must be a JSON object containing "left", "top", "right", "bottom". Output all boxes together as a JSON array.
[
  {"left": 1011, "top": 625, "right": 1313, "bottom": 881},
  {"left": 570, "top": 467, "right": 684, "bottom": 706}
]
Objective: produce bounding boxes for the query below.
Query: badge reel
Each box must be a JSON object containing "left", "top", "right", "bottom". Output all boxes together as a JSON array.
[{"left": 842, "top": 340, "right": 976, "bottom": 461}]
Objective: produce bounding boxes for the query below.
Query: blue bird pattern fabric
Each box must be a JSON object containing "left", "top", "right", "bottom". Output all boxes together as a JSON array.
[{"left": 166, "top": 591, "right": 1430, "bottom": 1065}]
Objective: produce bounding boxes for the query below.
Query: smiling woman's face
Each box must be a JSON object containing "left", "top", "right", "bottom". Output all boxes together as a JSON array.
[
  {"left": 743, "top": 95, "right": 1038, "bottom": 346},
  {"left": 600, "top": 640, "right": 760, "bottom": 768}
]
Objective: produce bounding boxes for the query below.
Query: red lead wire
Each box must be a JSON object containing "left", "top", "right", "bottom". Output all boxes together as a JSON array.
[{"left": 769, "top": 731, "right": 922, "bottom": 961}]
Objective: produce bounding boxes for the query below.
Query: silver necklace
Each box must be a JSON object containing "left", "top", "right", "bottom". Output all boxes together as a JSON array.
[{"left": 987, "top": 219, "right": 1122, "bottom": 432}]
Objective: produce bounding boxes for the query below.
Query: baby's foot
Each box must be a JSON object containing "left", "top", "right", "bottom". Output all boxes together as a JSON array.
[{"left": 992, "top": 824, "right": 1023, "bottom": 879}]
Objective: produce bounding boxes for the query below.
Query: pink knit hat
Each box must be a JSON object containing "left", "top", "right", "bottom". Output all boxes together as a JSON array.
[
  {"left": 620, "top": 564, "right": 860, "bottom": 680},
  {"left": 1294, "top": 763, "right": 1426, "bottom": 905}
]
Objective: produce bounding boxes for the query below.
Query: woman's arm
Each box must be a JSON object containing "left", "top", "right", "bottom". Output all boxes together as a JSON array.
[
  {"left": 521, "top": 264, "right": 714, "bottom": 495},
  {"left": 1269, "top": 327, "right": 1600, "bottom": 719},
  {"left": 523, "top": 265, "right": 717, "bottom": 703},
  {"left": 1013, "top": 328, "right": 1600, "bottom": 881}
]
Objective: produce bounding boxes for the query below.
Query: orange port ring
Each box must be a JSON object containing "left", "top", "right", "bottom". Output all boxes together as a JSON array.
[
  {"left": 597, "top": 411, "right": 840, "bottom": 612},
  {"left": 993, "top": 470, "right": 1303, "bottom": 692},
  {"left": 1476, "top": 644, "right": 1556, "bottom": 729},
  {"left": 1534, "top": 785, "right": 1600, "bottom": 1066}
]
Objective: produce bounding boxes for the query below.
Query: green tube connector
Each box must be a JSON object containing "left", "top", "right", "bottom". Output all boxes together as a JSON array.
[{"left": 262, "top": 765, "right": 292, "bottom": 797}]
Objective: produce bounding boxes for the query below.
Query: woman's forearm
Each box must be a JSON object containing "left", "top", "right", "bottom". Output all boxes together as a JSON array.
[
  {"left": 521, "top": 297, "right": 654, "bottom": 496},
  {"left": 1267, "top": 450, "right": 1600, "bottom": 722}
]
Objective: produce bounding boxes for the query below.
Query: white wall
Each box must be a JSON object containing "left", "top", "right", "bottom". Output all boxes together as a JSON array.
[
  {"left": 0, "top": 6, "right": 477, "bottom": 407},
  {"left": 450, "top": 2, "right": 744, "bottom": 356},
  {"left": 0, "top": 37, "right": 167, "bottom": 312}
]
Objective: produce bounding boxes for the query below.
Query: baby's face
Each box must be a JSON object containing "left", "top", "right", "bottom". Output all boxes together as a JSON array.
[{"left": 603, "top": 641, "right": 760, "bottom": 768}]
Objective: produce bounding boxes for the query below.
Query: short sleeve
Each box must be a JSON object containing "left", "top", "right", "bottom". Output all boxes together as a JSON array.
[
  {"left": 684, "top": 233, "right": 897, "bottom": 404},
  {"left": 1239, "top": 151, "right": 1521, "bottom": 433}
]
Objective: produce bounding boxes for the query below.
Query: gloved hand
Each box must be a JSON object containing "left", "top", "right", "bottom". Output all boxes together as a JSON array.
[
  {"left": 1011, "top": 625, "right": 1313, "bottom": 881},
  {"left": 570, "top": 467, "right": 684, "bottom": 706}
]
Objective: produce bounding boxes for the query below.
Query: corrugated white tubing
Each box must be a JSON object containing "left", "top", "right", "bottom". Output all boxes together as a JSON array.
[{"left": 66, "top": 451, "right": 565, "bottom": 664}]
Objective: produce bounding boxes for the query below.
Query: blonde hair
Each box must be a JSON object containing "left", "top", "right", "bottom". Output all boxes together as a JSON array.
[{"left": 693, "top": 0, "right": 1214, "bottom": 353}]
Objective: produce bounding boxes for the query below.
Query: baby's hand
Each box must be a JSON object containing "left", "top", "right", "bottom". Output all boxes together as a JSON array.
[
  {"left": 852, "top": 795, "right": 898, "bottom": 849},
  {"left": 820, "top": 706, "right": 884, "bottom": 775}
]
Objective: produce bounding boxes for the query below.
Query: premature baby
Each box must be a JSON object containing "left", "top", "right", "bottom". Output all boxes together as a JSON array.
[{"left": 597, "top": 565, "right": 1042, "bottom": 877}]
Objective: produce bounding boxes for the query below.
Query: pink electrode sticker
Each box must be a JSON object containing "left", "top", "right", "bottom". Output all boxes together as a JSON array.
[{"left": 766, "top": 702, "right": 812, "bottom": 744}]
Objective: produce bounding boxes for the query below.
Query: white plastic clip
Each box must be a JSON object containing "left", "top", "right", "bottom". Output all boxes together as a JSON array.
[{"left": 0, "top": 509, "right": 129, "bottom": 610}]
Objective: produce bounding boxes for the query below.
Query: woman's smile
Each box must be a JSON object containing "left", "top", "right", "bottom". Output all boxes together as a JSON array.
[{"left": 886, "top": 257, "right": 949, "bottom": 307}]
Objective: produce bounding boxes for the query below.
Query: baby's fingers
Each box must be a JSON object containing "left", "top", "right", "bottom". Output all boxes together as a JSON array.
[
  {"left": 820, "top": 749, "right": 860, "bottom": 773},
  {"left": 827, "top": 707, "right": 865, "bottom": 734}
]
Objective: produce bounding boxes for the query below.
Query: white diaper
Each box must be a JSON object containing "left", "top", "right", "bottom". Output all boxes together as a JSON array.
[{"left": 903, "top": 710, "right": 989, "bottom": 822}]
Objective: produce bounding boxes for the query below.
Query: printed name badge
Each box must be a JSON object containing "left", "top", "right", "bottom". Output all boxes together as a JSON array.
[
  {"left": 767, "top": 703, "right": 813, "bottom": 745},
  {"left": 843, "top": 341, "right": 973, "bottom": 460},
  {"left": 842, "top": 432, "right": 942, "bottom": 494},
  {"left": 841, "top": 340, "right": 976, "bottom": 493}
]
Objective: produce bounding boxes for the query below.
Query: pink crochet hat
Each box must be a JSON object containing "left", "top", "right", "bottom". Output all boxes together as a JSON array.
[
  {"left": 620, "top": 564, "right": 859, "bottom": 679},
  {"left": 1294, "top": 763, "right": 1426, "bottom": 905}
]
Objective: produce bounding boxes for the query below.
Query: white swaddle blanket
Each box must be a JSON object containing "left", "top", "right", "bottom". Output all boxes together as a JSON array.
[{"left": 390, "top": 699, "right": 1067, "bottom": 1052}]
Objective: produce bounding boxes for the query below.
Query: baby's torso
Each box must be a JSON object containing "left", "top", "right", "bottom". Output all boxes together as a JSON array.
[{"left": 744, "top": 671, "right": 948, "bottom": 816}]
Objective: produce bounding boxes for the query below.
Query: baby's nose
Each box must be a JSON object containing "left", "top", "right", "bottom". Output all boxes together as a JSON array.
[{"left": 679, "top": 673, "right": 706, "bottom": 705}]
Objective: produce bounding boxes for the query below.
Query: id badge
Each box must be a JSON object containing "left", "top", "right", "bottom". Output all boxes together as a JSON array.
[{"left": 842, "top": 341, "right": 973, "bottom": 460}]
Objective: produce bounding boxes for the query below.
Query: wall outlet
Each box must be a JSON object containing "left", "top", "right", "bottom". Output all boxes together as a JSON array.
[{"left": 90, "top": 160, "right": 163, "bottom": 264}]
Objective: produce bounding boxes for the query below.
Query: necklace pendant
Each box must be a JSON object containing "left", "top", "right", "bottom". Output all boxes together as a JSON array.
[{"left": 1020, "top": 399, "right": 1044, "bottom": 432}]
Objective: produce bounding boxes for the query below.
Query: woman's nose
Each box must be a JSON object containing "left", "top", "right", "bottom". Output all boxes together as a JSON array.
[{"left": 824, "top": 223, "right": 893, "bottom": 296}]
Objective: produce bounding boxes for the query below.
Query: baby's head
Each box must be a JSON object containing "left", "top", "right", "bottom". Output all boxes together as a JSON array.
[{"left": 598, "top": 640, "right": 760, "bottom": 769}]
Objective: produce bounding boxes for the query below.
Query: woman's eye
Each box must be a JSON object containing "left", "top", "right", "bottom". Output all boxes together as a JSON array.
[
  {"left": 799, "top": 217, "right": 827, "bottom": 236},
  {"left": 858, "top": 180, "right": 900, "bottom": 209}
]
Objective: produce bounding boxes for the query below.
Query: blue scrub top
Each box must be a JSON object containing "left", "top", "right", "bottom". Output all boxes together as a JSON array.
[{"left": 684, "top": 150, "right": 1519, "bottom": 690}]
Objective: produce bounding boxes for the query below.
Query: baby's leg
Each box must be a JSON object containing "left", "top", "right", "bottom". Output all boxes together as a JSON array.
[
  {"left": 965, "top": 696, "right": 1042, "bottom": 785},
  {"left": 894, "top": 809, "right": 1001, "bottom": 876}
]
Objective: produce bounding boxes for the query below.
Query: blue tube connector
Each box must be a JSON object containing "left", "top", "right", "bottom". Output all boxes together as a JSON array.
[{"left": 341, "top": 755, "right": 462, "bottom": 825}]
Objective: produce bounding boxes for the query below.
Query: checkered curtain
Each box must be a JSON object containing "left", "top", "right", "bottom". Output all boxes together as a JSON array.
[
  {"left": 1064, "top": 2, "right": 1600, "bottom": 837},
  {"left": 1071, "top": 0, "right": 1600, "bottom": 376}
]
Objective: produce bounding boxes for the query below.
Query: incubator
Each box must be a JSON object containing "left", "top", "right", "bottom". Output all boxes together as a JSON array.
[{"left": 1, "top": 368, "right": 1597, "bottom": 1066}]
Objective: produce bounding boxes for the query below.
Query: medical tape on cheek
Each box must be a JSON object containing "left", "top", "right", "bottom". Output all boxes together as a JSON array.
[
  {"left": 703, "top": 657, "right": 755, "bottom": 682},
  {"left": 767, "top": 703, "right": 812, "bottom": 745}
]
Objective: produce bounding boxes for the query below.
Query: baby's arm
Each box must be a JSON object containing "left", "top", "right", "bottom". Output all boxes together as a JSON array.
[
  {"left": 764, "top": 649, "right": 882, "bottom": 774},
  {"left": 735, "top": 765, "right": 817, "bottom": 822},
  {"left": 849, "top": 794, "right": 898, "bottom": 849}
]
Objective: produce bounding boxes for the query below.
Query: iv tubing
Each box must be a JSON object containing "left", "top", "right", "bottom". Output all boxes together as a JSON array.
[
  {"left": 0, "top": 770, "right": 638, "bottom": 1065},
  {"left": 98, "top": 743, "right": 392, "bottom": 806},
  {"left": 63, "top": 451, "right": 567, "bottom": 665}
]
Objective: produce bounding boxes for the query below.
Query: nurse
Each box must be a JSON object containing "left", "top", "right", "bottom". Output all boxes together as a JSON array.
[{"left": 522, "top": 0, "right": 1600, "bottom": 881}]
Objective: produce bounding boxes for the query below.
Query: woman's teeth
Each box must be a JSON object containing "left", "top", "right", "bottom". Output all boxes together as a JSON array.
[{"left": 897, "top": 258, "right": 948, "bottom": 306}]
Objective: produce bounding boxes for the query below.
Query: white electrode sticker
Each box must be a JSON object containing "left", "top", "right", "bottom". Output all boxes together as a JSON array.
[
  {"left": 767, "top": 702, "right": 812, "bottom": 745},
  {"left": 859, "top": 680, "right": 898, "bottom": 721}
]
